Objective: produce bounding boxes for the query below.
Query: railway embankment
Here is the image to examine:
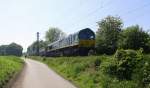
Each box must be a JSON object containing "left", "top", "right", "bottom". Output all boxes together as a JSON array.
[{"left": 30, "top": 49, "right": 150, "bottom": 88}]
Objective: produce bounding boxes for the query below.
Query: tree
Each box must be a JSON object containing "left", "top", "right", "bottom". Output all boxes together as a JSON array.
[
  {"left": 27, "top": 41, "right": 37, "bottom": 56},
  {"left": 118, "top": 25, "right": 150, "bottom": 52},
  {"left": 27, "top": 40, "right": 47, "bottom": 56},
  {"left": 96, "top": 16, "right": 123, "bottom": 54},
  {"left": 45, "top": 27, "right": 66, "bottom": 43},
  {"left": 6, "top": 43, "right": 23, "bottom": 56},
  {"left": 0, "top": 45, "right": 8, "bottom": 55},
  {"left": 0, "top": 43, "right": 23, "bottom": 56}
]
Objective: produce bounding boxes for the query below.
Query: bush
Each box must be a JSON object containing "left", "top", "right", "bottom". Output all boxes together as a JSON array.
[
  {"left": 118, "top": 25, "right": 150, "bottom": 53},
  {"left": 31, "top": 55, "right": 150, "bottom": 88},
  {"left": 108, "top": 49, "right": 143, "bottom": 80},
  {"left": 142, "top": 62, "right": 150, "bottom": 87}
]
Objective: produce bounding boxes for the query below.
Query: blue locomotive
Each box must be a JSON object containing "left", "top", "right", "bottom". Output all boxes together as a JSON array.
[{"left": 40, "top": 28, "right": 95, "bottom": 56}]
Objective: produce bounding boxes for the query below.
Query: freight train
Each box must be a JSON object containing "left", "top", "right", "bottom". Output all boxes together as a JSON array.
[{"left": 40, "top": 28, "right": 95, "bottom": 56}]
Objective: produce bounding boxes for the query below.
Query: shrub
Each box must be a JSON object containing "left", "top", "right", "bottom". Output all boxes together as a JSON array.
[
  {"left": 142, "top": 62, "right": 150, "bottom": 87},
  {"left": 118, "top": 25, "right": 150, "bottom": 53},
  {"left": 108, "top": 49, "right": 143, "bottom": 80}
]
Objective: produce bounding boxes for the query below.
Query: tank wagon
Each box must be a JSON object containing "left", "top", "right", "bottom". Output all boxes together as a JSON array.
[{"left": 42, "top": 28, "right": 95, "bottom": 56}]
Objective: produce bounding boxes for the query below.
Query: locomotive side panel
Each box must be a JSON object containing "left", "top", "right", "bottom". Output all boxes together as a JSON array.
[{"left": 41, "top": 28, "right": 95, "bottom": 56}]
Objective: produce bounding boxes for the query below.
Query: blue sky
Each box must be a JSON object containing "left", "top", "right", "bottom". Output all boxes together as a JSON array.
[{"left": 0, "top": 0, "right": 149, "bottom": 52}]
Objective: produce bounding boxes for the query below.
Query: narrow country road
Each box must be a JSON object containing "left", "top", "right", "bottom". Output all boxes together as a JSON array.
[{"left": 12, "top": 58, "right": 77, "bottom": 88}]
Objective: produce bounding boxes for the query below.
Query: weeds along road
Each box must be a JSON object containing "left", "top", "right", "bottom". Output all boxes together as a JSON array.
[{"left": 12, "top": 58, "right": 77, "bottom": 88}]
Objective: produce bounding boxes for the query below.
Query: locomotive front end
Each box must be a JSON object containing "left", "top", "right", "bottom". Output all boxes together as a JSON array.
[
  {"left": 78, "top": 28, "right": 95, "bottom": 47},
  {"left": 78, "top": 28, "right": 95, "bottom": 55}
]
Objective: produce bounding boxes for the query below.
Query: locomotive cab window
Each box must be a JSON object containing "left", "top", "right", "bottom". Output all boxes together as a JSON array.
[{"left": 78, "top": 28, "right": 95, "bottom": 40}]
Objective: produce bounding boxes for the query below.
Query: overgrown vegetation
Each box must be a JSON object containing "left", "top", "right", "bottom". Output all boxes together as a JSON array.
[
  {"left": 106, "top": 49, "right": 150, "bottom": 88},
  {"left": 27, "top": 15, "right": 150, "bottom": 88},
  {"left": 118, "top": 25, "right": 150, "bottom": 52},
  {"left": 0, "top": 43, "right": 23, "bottom": 56},
  {"left": 30, "top": 49, "right": 150, "bottom": 88},
  {"left": 107, "top": 49, "right": 143, "bottom": 80},
  {"left": 96, "top": 16, "right": 123, "bottom": 54},
  {"left": 96, "top": 16, "right": 150, "bottom": 54},
  {"left": 0, "top": 56, "right": 24, "bottom": 88}
]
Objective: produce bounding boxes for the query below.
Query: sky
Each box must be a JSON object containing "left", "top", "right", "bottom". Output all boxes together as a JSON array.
[{"left": 0, "top": 0, "right": 149, "bottom": 52}]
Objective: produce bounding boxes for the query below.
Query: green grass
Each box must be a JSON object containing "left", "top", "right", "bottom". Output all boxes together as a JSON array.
[
  {"left": 30, "top": 55, "right": 150, "bottom": 88},
  {"left": 0, "top": 56, "right": 24, "bottom": 88}
]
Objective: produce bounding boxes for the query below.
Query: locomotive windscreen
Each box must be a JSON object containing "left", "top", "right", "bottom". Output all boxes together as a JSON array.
[{"left": 78, "top": 28, "right": 95, "bottom": 40}]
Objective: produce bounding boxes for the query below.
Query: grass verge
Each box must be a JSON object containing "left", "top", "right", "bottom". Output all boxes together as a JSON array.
[
  {"left": 0, "top": 56, "right": 24, "bottom": 88},
  {"left": 30, "top": 54, "right": 150, "bottom": 88}
]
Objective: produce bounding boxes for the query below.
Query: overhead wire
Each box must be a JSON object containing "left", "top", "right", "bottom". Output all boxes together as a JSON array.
[
  {"left": 120, "top": 2, "right": 150, "bottom": 17},
  {"left": 68, "top": 0, "right": 119, "bottom": 31},
  {"left": 74, "top": 1, "right": 150, "bottom": 31},
  {"left": 56, "top": 0, "right": 91, "bottom": 27},
  {"left": 50, "top": 0, "right": 150, "bottom": 34},
  {"left": 118, "top": 1, "right": 150, "bottom": 30},
  {"left": 65, "top": 0, "right": 116, "bottom": 31}
]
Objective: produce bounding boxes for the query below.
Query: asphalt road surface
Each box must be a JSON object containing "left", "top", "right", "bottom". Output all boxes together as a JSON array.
[{"left": 12, "top": 59, "right": 77, "bottom": 88}]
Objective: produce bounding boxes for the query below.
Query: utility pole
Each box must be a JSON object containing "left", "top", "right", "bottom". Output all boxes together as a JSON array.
[{"left": 37, "top": 32, "right": 40, "bottom": 56}]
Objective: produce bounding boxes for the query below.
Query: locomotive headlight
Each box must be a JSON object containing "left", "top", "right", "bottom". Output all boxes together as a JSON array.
[{"left": 90, "top": 36, "right": 94, "bottom": 39}]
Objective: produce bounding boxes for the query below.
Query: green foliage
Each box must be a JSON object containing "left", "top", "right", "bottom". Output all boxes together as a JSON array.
[
  {"left": 0, "top": 56, "right": 24, "bottom": 88},
  {"left": 31, "top": 56, "right": 105, "bottom": 88},
  {"left": 96, "top": 16, "right": 123, "bottom": 54},
  {"left": 45, "top": 27, "right": 66, "bottom": 43},
  {"left": 27, "top": 40, "right": 47, "bottom": 56},
  {"left": 31, "top": 54, "right": 150, "bottom": 88},
  {"left": 6, "top": 43, "right": 23, "bottom": 56},
  {"left": 27, "top": 27, "right": 66, "bottom": 56},
  {"left": 118, "top": 25, "right": 150, "bottom": 52},
  {"left": 108, "top": 49, "right": 143, "bottom": 80},
  {"left": 0, "top": 45, "right": 7, "bottom": 55},
  {"left": 142, "top": 62, "right": 150, "bottom": 87},
  {"left": 0, "top": 43, "right": 23, "bottom": 56}
]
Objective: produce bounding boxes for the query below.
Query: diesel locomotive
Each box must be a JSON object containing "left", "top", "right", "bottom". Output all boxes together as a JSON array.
[{"left": 40, "top": 28, "right": 95, "bottom": 56}]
